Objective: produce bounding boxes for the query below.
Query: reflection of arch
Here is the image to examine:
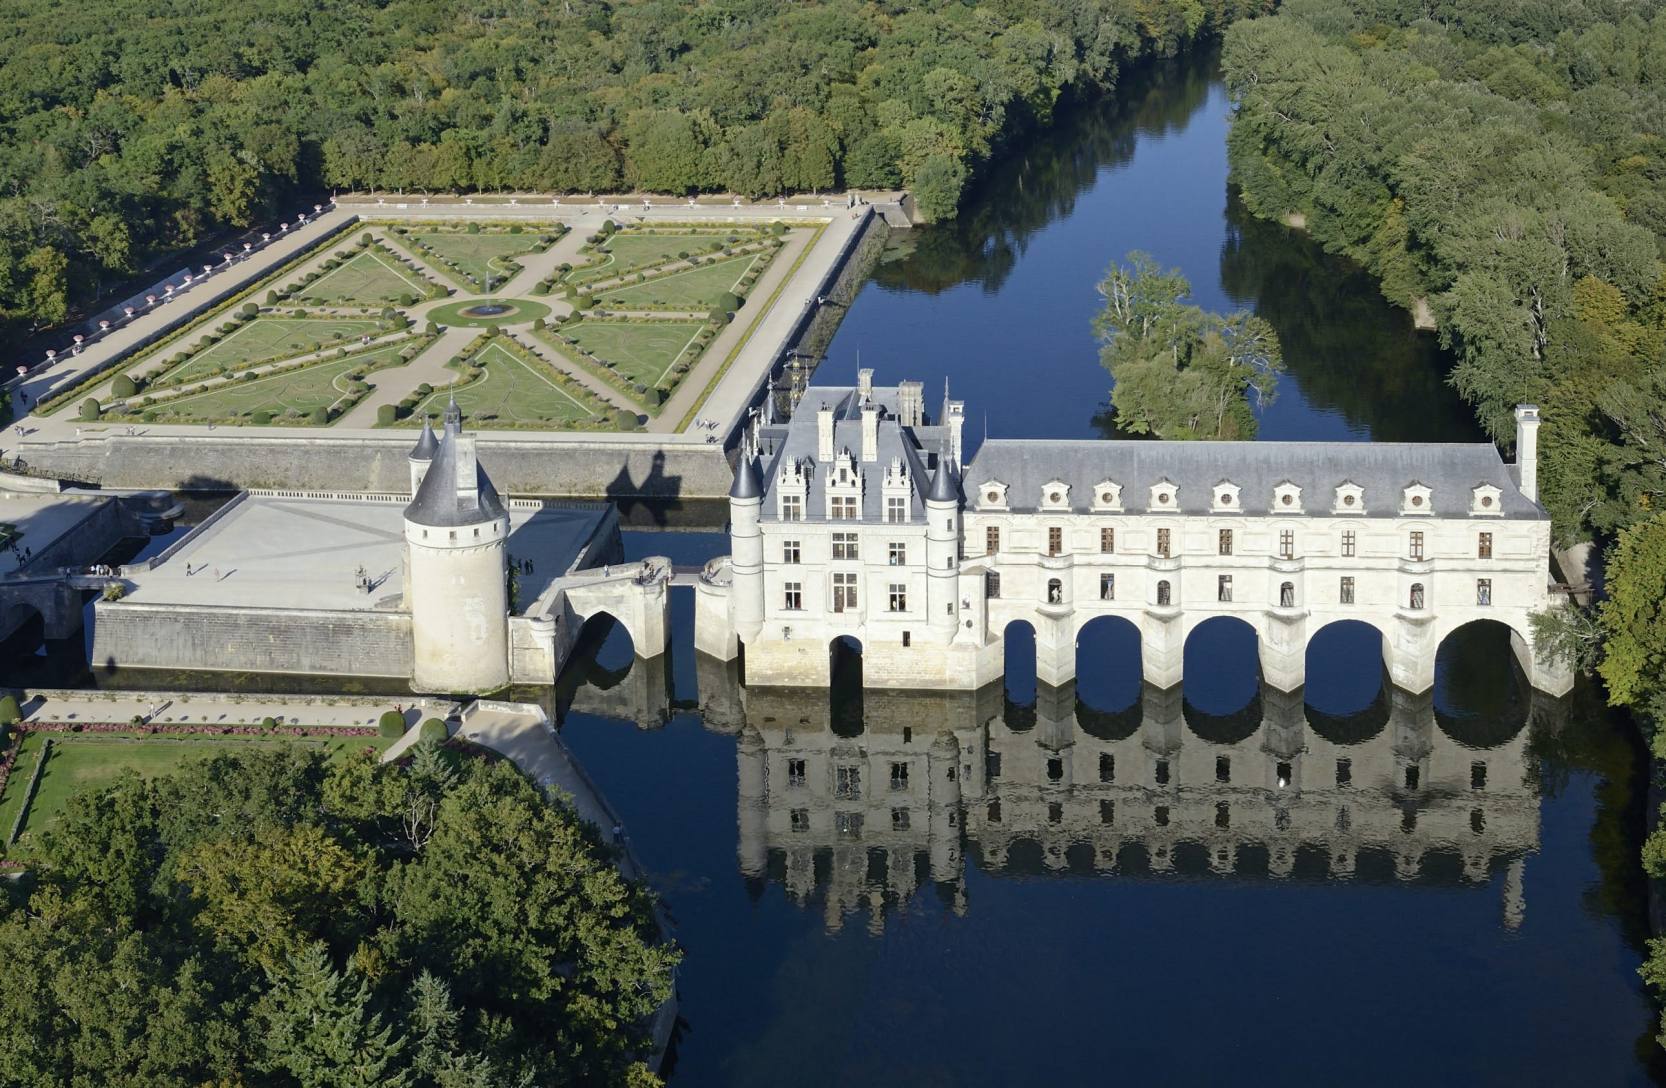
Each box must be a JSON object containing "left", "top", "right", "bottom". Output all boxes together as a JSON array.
[
  {"left": 1076, "top": 698, "right": 1142, "bottom": 741},
  {"left": 829, "top": 636, "right": 864, "bottom": 738},
  {"left": 1181, "top": 616, "right": 1259, "bottom": 718},
  {"left": 1434, "top": 620, "right": 1528, "bottom": 748},
  {"left": 1305, "top": 693, "right": 1389, "bottom": 745},
  {"left": 1184, "top": 691, "right": 1264, "bottom": 745},
  {"left": 1305, "top": 619, "right": 1388, "bottom": 719},
  {"left": 567, "top": 611, "right": 635, "bottom": 689},
  {"left": 1075, "top": 615, "right": 1141, "bottom": 714}
]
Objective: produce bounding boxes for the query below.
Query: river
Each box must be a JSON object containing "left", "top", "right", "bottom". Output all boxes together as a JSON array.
[{"left": 557, "top": 46, "right": 1664, "bottom": 1085}]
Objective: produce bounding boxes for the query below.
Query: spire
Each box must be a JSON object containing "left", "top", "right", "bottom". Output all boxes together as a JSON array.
[
  {"left": 927, "top": 450, "right": 959, "bottom": 503},
  {"left": 730, "top": 452, "right": 763, "bottom": 500},
  {"left": 409, "top": 418, "right": 439, "bottom": 462},
  {"left": 443, "top": 395, "right": 461, "bottom": 434}
]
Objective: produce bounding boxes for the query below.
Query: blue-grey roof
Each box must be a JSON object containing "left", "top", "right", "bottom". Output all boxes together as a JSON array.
[
  {"left": 730, "top": 454, "right": 763, "bottom": 500},
  {"left": 963, "top": 440, "right": 1540, "bottom": 518},
  {"left": 404, "top": 420, "right": 506, "bottom": 528},
  {"left": 409, "top": 420, "right": 439, "bottom": 461},
  {"left": 927, "top": 457, "right": 960, "bottom": 503}
]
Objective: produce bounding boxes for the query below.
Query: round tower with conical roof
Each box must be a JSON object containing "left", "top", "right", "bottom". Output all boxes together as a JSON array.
[
  {"left": 408, "top": 418, "right": 439, "bottom": 495},
  {"left": 926, "top": 453, "right": 961, "bottom": 636},
  {"left": 729, "top": 451, "right": 765, "bottom": 644},
  {"left": 403, "top": 399, "right": 510, "bottom": 692}
]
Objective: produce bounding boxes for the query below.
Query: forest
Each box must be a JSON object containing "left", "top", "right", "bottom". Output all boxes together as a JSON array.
[
  {"left": 1223, "top": 0, "right": 1666, "bottom": 1042},
  {"left": 0, "top": 0, "right": 1269, "bottom": 346},
  {"left": 0, "top": 743, "right": 676, "bottom": 1087}
]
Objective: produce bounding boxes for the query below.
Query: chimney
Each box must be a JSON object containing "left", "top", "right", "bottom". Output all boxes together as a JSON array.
[
  {"left": 857, "top": 367, "right": 874, "bottom": 400},
  {"left": 1514, "top": 404, "right": 1540, "bottom": 503},
  {"left": 817, "top": 403, "right": 835, "bottom": 462},
  {"left": 861, "top": 403, "right": 880, "bottom": 462},
  {"left": 946, "top": 399, "right": 965, "bottom": 465}
]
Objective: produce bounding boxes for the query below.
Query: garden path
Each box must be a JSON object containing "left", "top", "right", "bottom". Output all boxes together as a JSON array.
[{"left": 335, "top": 326, "right": 481, "bottom": 428}]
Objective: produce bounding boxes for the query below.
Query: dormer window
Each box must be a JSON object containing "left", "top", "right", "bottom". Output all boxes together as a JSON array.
[
  {"left": 1041, "top": 481, "right": 1071, "bottom": 510},
  {"left": 1213, "top": 482, "right": 1240, "bottom": 512},
  {"left": 1471, "top": 484, "right": 1503, "bottom": 516},
  {"left": 1333, "top": 482, "right": 1364, "bottom": 514},
  {"left": 1149, "top": 480, "right": 1178, "bottom": 510},
  {"left": 1092, "top": 480, "right": 1123, "bottom": 511},
  {"left": 1272, "top": 482, "right": 1302, "bottom": 513},
  {"left": 979, "top": 481, "right": 1009, "bottom": 510},
  {"left": 1402, "top": 483, "right": 1432, "bottom": 514}
]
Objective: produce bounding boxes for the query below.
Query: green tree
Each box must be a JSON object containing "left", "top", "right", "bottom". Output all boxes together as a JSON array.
[
  {"left": 1597, "top": 515, "right": 1666, "bottom": 713},
  {"left": 256, "top": 943, "right": 408, "bottom": 1088}
]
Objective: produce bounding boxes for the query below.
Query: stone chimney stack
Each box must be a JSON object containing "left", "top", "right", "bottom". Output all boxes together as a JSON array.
[
  {"left": 860, "top": 402, "right": 880, "bottom": 462},
  {"left": 817, "top": 403, "right": 835, "bottom": 462},
  {"left": 1514, "top": 404, "right": 1540, "bottom": 503},
  {"left": 857, "top": 367, "right": 874, "bottom": 400},
  {"left": 946, "top": 399, "right": 966, "bottom": 465}
]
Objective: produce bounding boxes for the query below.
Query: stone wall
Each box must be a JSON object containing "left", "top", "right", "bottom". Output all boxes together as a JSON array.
[
  {"left": 91, "top": 601, "right": 412, "bottom": 678},
  {"left": 17, "top": 496, "right": 132, "bottom": 575},
  {"left": 22, "top": 433, "right": 733, "bottom": 498}
]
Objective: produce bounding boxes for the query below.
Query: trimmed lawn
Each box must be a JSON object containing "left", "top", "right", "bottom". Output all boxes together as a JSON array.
[
  {"left": 160, "top": 317, "right": 385, "bottom": 384},
  {"left": 301, "top": 248, "right": 436, "bottom": 304},
  {"left": 410, "top": 340, "right": 603, "bottom": 426},
  {"left": 568, "top": 230, "right": 752, "bottom": 287},
  {"left": 558, "top": 319, "right": 706, "bottom": 389},
  {"left": 1, "top": 733, "right": 390, "bottom": 849},
  {"left": 601, "top": 251, "right": 767, "bottom": 310},
  {"left": 405, "top": 231, "right": 545, "bottom": 291},
  {"left": 140, "top": 343, "right": 408, "bottom": 423}
]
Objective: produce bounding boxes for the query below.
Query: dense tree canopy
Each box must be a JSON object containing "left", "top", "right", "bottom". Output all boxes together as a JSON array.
[
  {"left": 1223, "top": 0, "right": 1666, "bottom": 541},
  {"left": 0, "top": 0, "right": 1271, "bottom": 346},
  {"left": 0, "top": 744, "right": 676, "bottom": 1086},
  {"left": 1094, "top": 251, "right": 1282, "bottom": 438}
]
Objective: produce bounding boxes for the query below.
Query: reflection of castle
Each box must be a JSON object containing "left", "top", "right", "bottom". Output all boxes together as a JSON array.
[{"left": 724, "top": 677, "right": 1543, "bottom": 935}]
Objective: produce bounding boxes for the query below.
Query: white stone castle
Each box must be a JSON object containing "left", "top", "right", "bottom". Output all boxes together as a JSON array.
[{"left": 695, "top": 370, "right": 1573, "bottom": 697}]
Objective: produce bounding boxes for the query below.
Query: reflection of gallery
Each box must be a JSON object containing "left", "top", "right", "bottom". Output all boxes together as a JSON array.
[{"left": 725, "top": 679, "right": 1542, "bottom": 934}]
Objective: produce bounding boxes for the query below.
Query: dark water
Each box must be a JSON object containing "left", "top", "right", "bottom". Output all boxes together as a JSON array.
[{"left": 555, "top": 46, "right": 1662, "bottom": 1086}]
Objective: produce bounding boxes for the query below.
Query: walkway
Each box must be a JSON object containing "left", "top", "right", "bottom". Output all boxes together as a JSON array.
[
  {"left": 19, "top": 690, "right": 454, "bottom": 729},
  {"left": 336, "top": 325, "right": 479, "bottom": 427}
]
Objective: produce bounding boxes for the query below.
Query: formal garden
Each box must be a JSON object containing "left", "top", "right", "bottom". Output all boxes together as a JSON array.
[
  {"left": 383, "top": 222, "right": 562, "bottom": 292},
  {"left": 393, "top": 335, "right": 623, "bottom": 429}
]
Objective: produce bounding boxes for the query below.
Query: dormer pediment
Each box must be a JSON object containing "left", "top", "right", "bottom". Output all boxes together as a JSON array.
[
  {"left": 1041, "top": 480, "right": 1071, "bottom": 510},
  {"left": 1470, "top": 482, "right": 1503, "bottom": 516},
  {"left": 978, "top": 480, "right": 1009, "bottom": 510},
  {"left": 1092, "top": 480, "right": 1123, "bottom": 512},
  {"left": 1212, "top": 480, "right": 1241, "bottom": 513},
  {"left": 1148, "top": 478, "right": 1178, "bottom": 510},
  {"left": 1272, "top": 480, "right": 1303, "bottom": 513},
  {"left": 1333, "top": 481, "right": 1365, "bottom": 514},
  {"left": 1402, "top": 482, "right": 1432, "bottom": 514}
]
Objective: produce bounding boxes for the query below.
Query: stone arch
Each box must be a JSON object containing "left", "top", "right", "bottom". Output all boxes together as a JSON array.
[
  {"left": 1432, "top": 618, "right": 1529, "bottom": 748},
  {"left": 566, "top": 610, "right": 636, "bottom": 688},
  {"left": 1074, "top": 615, "right": 1141, "bottom": 715},
  {"left": 1304, "top": 619, "right": 1390, "bottom": 720},
  {"left": 1001, "top": 619, "right": 1038, "bottom": 730},
  {"left": 561, "top": 572, "right": 669, "bottom": 667},
  {"left": 829, "top": 635, "right": 864, "bottom": 738},
  {"left": 1181, "top": 615, "right": 1259, "bottom": 719}
]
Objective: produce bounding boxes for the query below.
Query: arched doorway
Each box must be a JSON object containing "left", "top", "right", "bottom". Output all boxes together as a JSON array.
[
  {"left": 829, "top": 636, "right": 864, "bottom": 738},
  {"left": 1434, "top": 620, "right": 1528, "bottom": 748}
]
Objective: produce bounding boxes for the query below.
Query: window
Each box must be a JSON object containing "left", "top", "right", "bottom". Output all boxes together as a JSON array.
[
  {"left": 1478, "top": 531, "right": 1493, "bottom": 559},
  {"left": 1279, "top": 581, "right": 1295, "bottom": 608},
  {"left": 987, "top": 752, "right": 1002, "bottom": 779},
  {"left": 782, "top": 540, "right": 800, "bottom": 564},
  {"left": 787, "top": 758, "right": 806, "bottom": 787},
  {"left": 1100, "top": 573, "right": 1115, "bottom": 600},
  {"left": 1404, "top": 765, "right": 1420, "bottom": 790},
  {"left": 1215, "top": 802, "right": 1231, "bottom": 829},
  {"left": 832, "top": 532, "right": 859, "bottom": 560},
  {"left": 886, "top": 496, "right": 906, "bottom": 523},
  {"left": 1471, "top": 761, "right": 1488, "bottom": 790},
  {"left": 1099, "top": 800, "right": 1115, "bottom": 825},
  {"left": 1099, "top": 753, "right": 1115, "bottom": 783},
  {"left": 902, "top": 630, "right": 911, "bottom": 647},
  {"left": 890, "top": 762, "right": 909, "bottom": 790},
  {"left": 1046, "top": 578, "right": 1063, "bottom": 604},
  {"left": 1476, "top": 578, "right": 1491, "bottom": 606},
  {"left": 986, "top": 525, "right": 1000, "bottom": 555},
  {"left": 1155, "top": 759, "right": 1170, "bottom": 785},
  {"left": 1336, "top": 758, "right": 1352, "bottom": 787},
  {"left": 1048, "top": 526, "right": 1063, "bottom": 556},
  {"left": 986, "top": 571, "right": 1001, "bottom": 599},
  {"left": 831, "top": 495, "right": 858, "bottom": 520},
  {"left": 1156, "top": 528, "right": 1171, "bottom": 558},
  {"left": 1155, "top": 805, "right": 1170, "bottom": 827},
  {"left": 1219, "top": 529, "right": 1233, "bottom": 556},
  {"left": 1048, "top": 801, "right": 1064, "bottom": 825},
  {"left": 1340, "top": 576, "right": 1355, "bottom": 605},
  {"left": 783, "top": 582, "right": 803, "bottom": 610},
  {"left": 1409, "top": 582, "right": 1425, "bottom": 610},
  {"left": 1279, "top": 529, "right": 1295, "bottom": 560},
  {"left": 781, "top": 494, "right": 802, "bottom": 521},
  {"left": 891, "top": 807, "right": 911, "bottom": 831},
  {"left": 1341, "top": 529, "right": 1356, "bottom": 557},
  {"left": 1409, "top": 530, "right": 1425, "bottom": 560},
  {"left": 1046, "top": 757, "right": 1063, "bottom": 782},
  {"left": 835, "top": 765, "right": 861, "bottom": 798},
  {"left": 988, "top": 799, "right": 1003, "bottom": 823},
  {"left": 1216, "top": 755, "right": 1231, "bottom": 783},
  {"left": 1218, "top": 574, "right": 1233, "bottom": 603},
  {"left": 835, "top": 811, "right": 863, "bottom": 838},
  {"left": 1470, "top": 809, "right": 1485, "bottom": 834},
  {"left": 790, "top": 808, "right": 809, "bottom": 832},
  {"left": 833, "top": 572, "right": 858, "bottom": 612},
  {"left": 1101, "top": 527, "right": 1115, "bottom": 553},
  {"left": 888, "top": 583, "right": 907, "bottom": 612},
  {"left": 1156, "top": 580, "right": 1171, "bottom": 606},
  {"left": 888, "top": 541, "right": 906, "bottom": 565}
]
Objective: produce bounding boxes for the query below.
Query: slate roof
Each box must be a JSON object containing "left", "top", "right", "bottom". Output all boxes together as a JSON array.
[
  {"left": 963, "top": 440, "right": 1541, "bottom": 519},
  {"left": 409, "top": 419, "right": 439, "bottom": 461},
  {"left": 730, "top": 454, "right": 763, "bottom": 500},
  {"left": 404, "top": 418, "right": 507, "bottom": 528}
]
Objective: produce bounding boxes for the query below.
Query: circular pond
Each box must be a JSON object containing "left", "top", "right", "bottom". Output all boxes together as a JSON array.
[{"left": 427, "top": 298, "right": 552, "bottom": 328}]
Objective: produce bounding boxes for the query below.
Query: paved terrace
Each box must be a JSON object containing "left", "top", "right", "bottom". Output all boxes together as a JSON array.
[{"left": 120, "top": 493, "right": 607, "bottom": 613}]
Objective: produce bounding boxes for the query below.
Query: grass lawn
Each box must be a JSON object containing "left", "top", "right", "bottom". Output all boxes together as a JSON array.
[
  {"left": 601, "top": 251, "right": 767, "bottom": 310},
  {"left": 160, "top": 317, "right": 385, "bottom": 384},
  {"left": 140, "top": 343, "right": 408, "bottom": 423},
  {"left": 301, "top": 248, "right": 436, "bottom": 304},
  {"left": 558, "top": 319, "right": 706, "bottom": 389},
  {"left": 0, "top": 732, "right": 391, "bottom": 849},
  {"left": 567, "top": 230, "right": 751, "bottom": 288},
  {"left": 406, "top": 231, "right": 545, "bottom": 292},
  {"left": 410, "top": 340, "right": 603, "bottom": 426}
]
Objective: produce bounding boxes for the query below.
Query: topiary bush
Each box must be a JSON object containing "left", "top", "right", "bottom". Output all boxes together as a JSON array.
[
  {"left": 80, "top": 398, "right": 102, "bottom": 421},
  {"left": 0, "top": 695, "right": 20, "bottom": 727},
  {"left": 260, "top": 716, "right": 278, "bottom": 729},
  {"left": 419, "top": 718, "right": 448, "bottom": 745},
  {"left": 377, "top": 404, "right": 398, "bottom": 426},
  {"left": 112, "top": 373, "right": 138, "bottom": 399},
  {"left": 309, "top": 406, "right": 329, "bottom": 426},
  {"left": 377, "top": 710, "right": 406, "bottom": 738}
]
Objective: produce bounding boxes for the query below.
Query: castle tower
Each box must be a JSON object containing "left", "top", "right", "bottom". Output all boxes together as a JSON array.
[
  {"left": 408, "top": 419, "right": 438, "bottom": 495},
  {"left": 402, "top": 400, "right": 510, "bottom": 693},
  {"left": 730, "top": 453, "right": 766, "bottom": 644},
  {"left": 926, "top": 454, "right": 961, "bottom": 636}
]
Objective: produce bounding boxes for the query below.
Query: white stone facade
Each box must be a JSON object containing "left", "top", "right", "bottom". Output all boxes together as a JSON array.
[{"left": 703, "top": 381, "right": 1572, "bottom": 697}]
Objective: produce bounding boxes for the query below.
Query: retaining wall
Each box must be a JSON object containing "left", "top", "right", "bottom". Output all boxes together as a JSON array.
[{"left": 91, "top": 601, "right": 412, "bottom": 677}]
